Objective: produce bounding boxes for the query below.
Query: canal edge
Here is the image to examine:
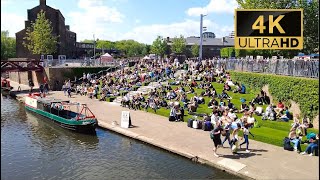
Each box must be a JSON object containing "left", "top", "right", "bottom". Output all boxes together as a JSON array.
[
  {"left": 98, "top": 121, "right": 255, "bottom": 180},
  {"left": 11, "top": 92, "right": 254, "bottom": 180}
]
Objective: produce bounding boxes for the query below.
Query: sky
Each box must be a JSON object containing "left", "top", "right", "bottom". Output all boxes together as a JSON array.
[{"left": 1, "top": 0, "right": 237, "bottom": 44}]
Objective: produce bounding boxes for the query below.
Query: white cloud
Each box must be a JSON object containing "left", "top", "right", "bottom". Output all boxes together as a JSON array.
[
  {"left": 67, "top": 0, "right": 124, "bottom": 40},
  {"left": 1, "top": 12, "right": 25, "bottom": 37},
  {"left": 1, "top": 0, "right": 11, "bottom": 6},
  {"left": 134, "top": 19, "right": 141, "bottom": 24},
  {"left": 119, "top": 19, "right": 233, "bottom": 44},
  {"left": 187, "top": 0, "right": 238, "bottom": 16}
]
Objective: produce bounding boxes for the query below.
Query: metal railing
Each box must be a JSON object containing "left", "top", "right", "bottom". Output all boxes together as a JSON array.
[
  {"left": 210, "top": 59, "right": 319, "bottom": 78},
  {"left": 42, "top": 58, "right": 121, "bottom": 67}
]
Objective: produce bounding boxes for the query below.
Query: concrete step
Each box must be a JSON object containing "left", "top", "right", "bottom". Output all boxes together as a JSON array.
[{"left": 174, "top": 70, "right": 188, "bottom": 78}]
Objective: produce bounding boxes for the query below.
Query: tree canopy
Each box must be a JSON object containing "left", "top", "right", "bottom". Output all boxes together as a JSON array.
[
  {"left": 236, "top": 0, "right": 319, "bottom": 56},
  {"left": 23, "top": 10, "right": 58, "bottom": 56},
  {"left": 150, "top": 36, "right": 168, "bottom": 58},
  {"left": 1, "top": 31, "right": 16, "bottom": 60},
  {"left": 191, "top": 43, "right": 199, "bottom": 58},
  {"left": 171, "top": 35, "right": 186, "bottom": 54}
]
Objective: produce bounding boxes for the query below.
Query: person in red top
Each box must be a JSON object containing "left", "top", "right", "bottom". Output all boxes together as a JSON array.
[
  {"left": 43, "top": 77, "right": 47, "bottom": 84},
  {"left": 275, "top": 100, "right": 285, "bottom": 117},
  {"left": 277, "top": 100, "right": 285, "bottom": 109}
]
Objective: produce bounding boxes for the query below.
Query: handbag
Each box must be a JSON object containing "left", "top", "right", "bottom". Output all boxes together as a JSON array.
[{"left": 210, "top": 131, "right": 214, "bottom": 139}]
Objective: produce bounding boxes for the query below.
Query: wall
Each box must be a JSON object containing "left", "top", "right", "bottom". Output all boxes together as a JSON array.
[{"left": 8, "top": 66, "right": 118, "bottom": 91}]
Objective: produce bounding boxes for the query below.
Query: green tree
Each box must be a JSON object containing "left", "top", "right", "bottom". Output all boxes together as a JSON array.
[
  {"left": 1, "top": 31, "right": 16, "bottom": 59},
  {"left": 96, "top": 40, "right": 115, "bottom": 50},
  {"left": 171, "top": 35, "right": 186, "bottom": 54},
  {"left": 191, "top": 43, "right": 199, "bottom": 57},
  {"left": 23, "top": 10, "right": 58, "bottom": 56},
  {"left": 150, "top": 36, "right": 167, "bottom": 58},
  {"left": 236, "top": 0, "right": 319, "bottom": 56},
  {"left": 81, "top": 39, "right": 94, "bottom": 43},
  {"left": 142, "top": 44, "right": 150, "bottom": 55}
]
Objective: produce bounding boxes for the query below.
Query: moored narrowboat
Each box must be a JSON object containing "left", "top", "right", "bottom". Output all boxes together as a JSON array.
[{"left": 25, "top": 93, "right": 97, "bottom": 133}]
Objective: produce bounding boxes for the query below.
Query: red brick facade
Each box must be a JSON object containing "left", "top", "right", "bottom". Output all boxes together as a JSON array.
[{"left": 16, "top": 0, "right": 77, "bottom": 59}]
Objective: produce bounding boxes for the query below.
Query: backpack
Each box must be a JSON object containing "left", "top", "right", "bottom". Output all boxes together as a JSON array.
[
  {"left": 269, "top": 112, "right": 275, "bottom": 121},
  {"left": 187, "top": 119, "right": 194, "bottom": 127},
  {"left": 283, "top": 137, "right": 293, "bottom": 151}
]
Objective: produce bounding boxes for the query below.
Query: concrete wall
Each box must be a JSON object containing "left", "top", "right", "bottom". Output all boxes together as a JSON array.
[
  {"left": 8, "top": 66, "right": 117, "bottom": 90},
  {"left": 8, "top": 70, "right": 47, "bottom": 88}
]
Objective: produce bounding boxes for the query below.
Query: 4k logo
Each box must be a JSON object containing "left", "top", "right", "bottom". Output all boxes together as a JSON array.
[{"left": 235, "top": 9, "right": 303, "bottom": 50}]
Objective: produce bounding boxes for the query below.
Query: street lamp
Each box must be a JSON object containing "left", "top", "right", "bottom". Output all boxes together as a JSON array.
[
  {"left": 93, "top": 34, "right": 96, "bottom": 61},
  {"left": 199, "top": 14, "right": 207, "bottom": 61}
]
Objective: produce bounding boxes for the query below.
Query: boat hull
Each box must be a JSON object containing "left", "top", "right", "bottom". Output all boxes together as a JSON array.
[{"left": 25, "top": 105, "right": 97, "bottom": 134}]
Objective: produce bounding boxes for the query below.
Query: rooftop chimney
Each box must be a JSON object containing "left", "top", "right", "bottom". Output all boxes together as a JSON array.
[{"left": 40, "top": 0, "right": 46, "bottom": 6}]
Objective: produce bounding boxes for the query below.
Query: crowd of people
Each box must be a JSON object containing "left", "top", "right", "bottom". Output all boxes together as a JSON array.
[{"left": 55, "top": 57, "right": 318, "bottom": 157}]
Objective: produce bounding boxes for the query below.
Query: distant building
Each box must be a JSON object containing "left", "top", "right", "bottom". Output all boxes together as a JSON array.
[
  {"left": 202, "top": 32, "right": 216, "bottom": 38},
  {"left": 16, "top": 0, "right": 77, "bottom": 59},
  {"left": 166, "top": 36, "right": 234, "bottom": 58},
  {"left": 76, "top": 42, "right": 121, "bottom": 59}
]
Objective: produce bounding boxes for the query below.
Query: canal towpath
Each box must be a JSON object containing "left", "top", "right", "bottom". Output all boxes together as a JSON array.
[{"left": 11, "top": 88, "right": 319, "bottom": 180}]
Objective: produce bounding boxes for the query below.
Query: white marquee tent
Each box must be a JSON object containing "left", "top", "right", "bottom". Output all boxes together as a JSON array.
[{"left": 100, "top": 53, "right": 114, "bottom": 62}]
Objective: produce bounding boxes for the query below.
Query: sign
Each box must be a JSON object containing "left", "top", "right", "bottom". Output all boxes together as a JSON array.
[
  {"left": 235, "top": 9, "right": 303, "bottom": 50},
  {"left": 121, "top": 111, "right": 130, "bottom": 128}
]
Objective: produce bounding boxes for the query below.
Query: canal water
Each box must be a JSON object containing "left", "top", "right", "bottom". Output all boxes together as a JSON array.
[{"left": 1, "top": 95, "right": 241, "bottom": 180}]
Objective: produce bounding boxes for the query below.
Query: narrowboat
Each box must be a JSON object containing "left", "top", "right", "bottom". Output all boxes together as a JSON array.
[{"left": 25, "top": 93, "right": 97, "bottom": 133}]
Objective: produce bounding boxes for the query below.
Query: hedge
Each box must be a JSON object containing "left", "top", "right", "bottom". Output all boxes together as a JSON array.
[
  {"left": 220, "top": 47, "right": 235, "bottom": 58},
  {"left": 230, "top": 71, "right": 319, "bottom": 119}
]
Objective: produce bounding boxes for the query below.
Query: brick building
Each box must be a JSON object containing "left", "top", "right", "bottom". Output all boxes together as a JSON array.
[{"left": 16, "top": 0, "right": 77, "bottom": 59}]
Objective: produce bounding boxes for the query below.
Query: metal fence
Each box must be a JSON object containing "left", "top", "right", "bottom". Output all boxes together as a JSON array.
[
  {"left": 211, "top": 59, "right": 319, "bottom": 79},
  {"left": 42, "top": 58, "right": 121, "bottom": 67}
]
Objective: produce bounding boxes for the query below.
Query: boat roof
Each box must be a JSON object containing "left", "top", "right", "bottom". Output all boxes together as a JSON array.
[{"left": 37, "top": 98, "right": 69, "bottom": 104}]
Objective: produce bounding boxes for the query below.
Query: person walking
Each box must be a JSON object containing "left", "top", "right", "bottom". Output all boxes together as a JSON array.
[
  {"left": 222, "top": 122, "right": 232, "bottom": 148},
  {"left": 240, "top": 123, "right": 252, "bottom": 153},
  {"left": 62, "top": 84, "right": 67, "bottom": 96},
  {"left": 210, "top": 121, "right": 224, "bottom": 157},
  {"left": 67, "top": 87, "right": 72, "bottom": 98},
  {"left": 230, "top": 123, "right": 241, "bottom": 154},
  {"left": 28, "top": 79, "right": 34, "bottom": 93}
]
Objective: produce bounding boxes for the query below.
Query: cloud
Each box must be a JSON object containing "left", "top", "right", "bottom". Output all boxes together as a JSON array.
[
  {"left": 1, "top": 12, "right": 25, "bottom": 37},
  {"left": 134, "top": 19, "right": 141, "bottom": 24},
  {"left": 67, "top": 0, "right": 124, "bottom": 40},
  {"left": 187, "top": 0, "right": 238, "bottom": 16},
  {"left": 119, "top": 19, "right": 233, "bottom": 44},
  {"left": 1, "top": 0, "right": 11, "bottom": 6}
]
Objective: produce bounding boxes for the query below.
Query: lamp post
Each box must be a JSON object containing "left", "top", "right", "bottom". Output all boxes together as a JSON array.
[
  {"left": 199, "top": 14, "right": 207, "bottom": 61},
  {"left": 93, "top": 34, "right": 96, "bottom": 61}
]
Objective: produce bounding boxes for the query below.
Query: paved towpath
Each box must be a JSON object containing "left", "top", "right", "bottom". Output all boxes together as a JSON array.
[{"left": 15, "top": 90, "right": 319, "bottom": 180}]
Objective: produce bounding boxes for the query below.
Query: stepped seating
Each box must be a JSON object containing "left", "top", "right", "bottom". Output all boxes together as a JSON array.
[
  {"left": 174, "top": 70, "right": 188, "bottom": 78},
  {"left": 112, "top": 81, "right": 169, "bottom": 104}
]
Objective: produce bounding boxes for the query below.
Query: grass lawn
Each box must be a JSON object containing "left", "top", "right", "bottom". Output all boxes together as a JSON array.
[{"left": 96, "top": 73, "right": 318, "bottom": 151}]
